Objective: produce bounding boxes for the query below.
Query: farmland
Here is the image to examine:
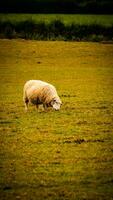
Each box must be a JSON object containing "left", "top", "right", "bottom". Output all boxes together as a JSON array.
[{"left": 0, "top": 39, "right": 113, "bottom": 199}]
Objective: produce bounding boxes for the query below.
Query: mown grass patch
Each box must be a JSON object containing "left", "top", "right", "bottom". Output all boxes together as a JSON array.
[
  {"left": 0, "top": 40, "right": 113, "bottom": 199},
  {"left": 0, "top": 14, "right": 113, "bottom": 27}
]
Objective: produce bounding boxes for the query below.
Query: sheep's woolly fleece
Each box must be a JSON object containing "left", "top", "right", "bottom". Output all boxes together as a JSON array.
[{"left": 23, "top": 80, "right": 62, "bottom": 111}]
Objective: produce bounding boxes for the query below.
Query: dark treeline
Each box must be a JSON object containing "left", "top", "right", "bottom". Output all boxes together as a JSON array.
[{"left": 0, "top": 0, "right": 113, "bottom": 14}]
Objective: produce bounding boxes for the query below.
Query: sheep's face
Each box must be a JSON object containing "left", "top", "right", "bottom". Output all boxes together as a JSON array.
[{"left": 51, "top": 98, "right": 62, "bottom": 111}]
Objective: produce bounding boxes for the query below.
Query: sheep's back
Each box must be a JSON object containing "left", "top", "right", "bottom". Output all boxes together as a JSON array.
[{"left": 24, "top": 80, "right": 60, "bottom": 105}]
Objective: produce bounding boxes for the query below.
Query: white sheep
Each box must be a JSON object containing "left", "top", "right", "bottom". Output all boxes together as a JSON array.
[{"left": 23, "top": 80, "right": 62, "bottom": 111}]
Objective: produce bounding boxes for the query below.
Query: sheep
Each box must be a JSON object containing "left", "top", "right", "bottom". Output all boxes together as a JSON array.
[{"left": 23, "top": 80, "right": 62, "bottom": 111}]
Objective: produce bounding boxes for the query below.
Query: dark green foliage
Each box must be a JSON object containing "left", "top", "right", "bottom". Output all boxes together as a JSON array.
[
  {"left": 14, "top": 20, "right": 48, "bottom": 40},
  {"left": 0, "top": 19, "right": 113, "bottom": 41},
  {"left": 48, "top": 20, "right": 65, "bottom": 40},
  {"left": 0, "top": 21, "right": 16, "bottom": 39}
]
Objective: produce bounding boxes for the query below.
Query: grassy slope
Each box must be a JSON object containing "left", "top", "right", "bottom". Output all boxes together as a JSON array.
[
  {"left": 0, "top": 39, "right": 113, "bottom": 199},
  {"left": 0, "top": 14, "right": 113, "bottom": 26}
]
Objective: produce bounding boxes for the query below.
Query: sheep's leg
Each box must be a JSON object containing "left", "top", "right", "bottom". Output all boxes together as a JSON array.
[
  {"left": 43, "top": 104, "right": 48, "bottom": 111},
  {"left": 24, "top": 98, "right": 29, "bottom": 112},
  {"left": 25, "top": 103, "right": 28, "bottom": 111},
  {"left": 36, "top": 104, "right": 39, "bottom": 110}
]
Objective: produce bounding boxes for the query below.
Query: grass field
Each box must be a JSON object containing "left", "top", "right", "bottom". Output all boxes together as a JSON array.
[
  {"left": 0, "top": 14, "right": 113, "bottom": 26},
  {"left": 0, "top": 39, "right": 113, "bottom": 200}
]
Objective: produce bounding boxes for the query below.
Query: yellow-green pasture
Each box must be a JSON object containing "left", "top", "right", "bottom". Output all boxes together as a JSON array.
[{"left": 0, "top": 40, "right": 113, "bottom": 200}]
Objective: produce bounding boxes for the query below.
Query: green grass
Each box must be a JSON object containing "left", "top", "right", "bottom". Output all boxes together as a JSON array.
[
  {"left": 0, "top": 14, "right": 113, "bottom": 26},
  {"left": 0, "top": 39, "right": 113, "bottom": 200}
]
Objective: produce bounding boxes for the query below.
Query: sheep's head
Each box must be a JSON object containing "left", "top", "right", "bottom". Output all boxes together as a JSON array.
[{"left": 51, "top": 97, "right": 62, "bottom": 111}]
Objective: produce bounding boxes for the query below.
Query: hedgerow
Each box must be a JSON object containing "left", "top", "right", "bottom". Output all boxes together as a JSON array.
[{"left": 0, "top": 19, "right": 113, "bottom": 41}]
